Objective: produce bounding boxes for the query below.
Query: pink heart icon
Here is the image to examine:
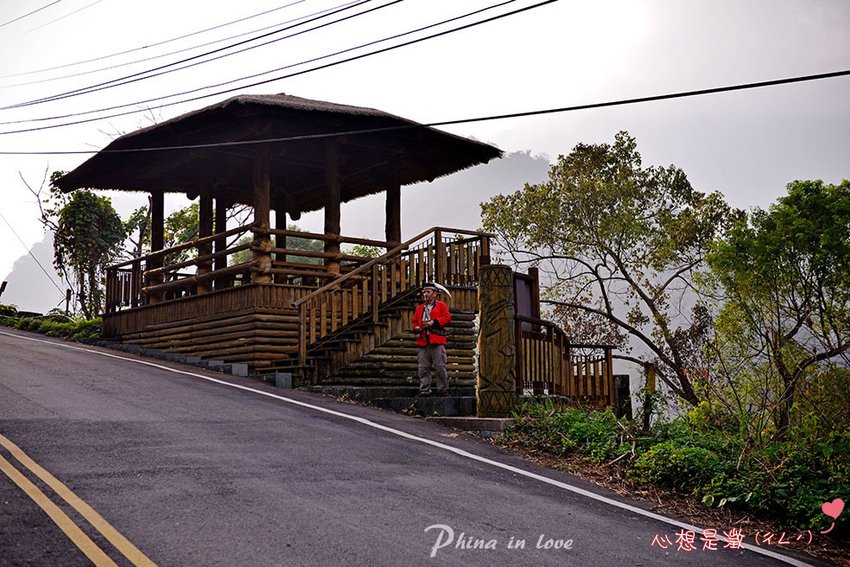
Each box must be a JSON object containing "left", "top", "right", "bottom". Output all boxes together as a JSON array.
[{"left": 822, "top": 498, "right": 844, "bottom": 520}]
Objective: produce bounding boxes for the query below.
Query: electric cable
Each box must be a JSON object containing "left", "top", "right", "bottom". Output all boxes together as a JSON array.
[
  {"left": 0, "top": 68, "right": 846, "bottom": 155},
  {"left": 2, "top": 0, "right": 378, "bottom": 109},
  {"left": 0, "top": 0, "right": 307, "bottom": 78},
  {"left": 23, "top": 0, "right": 104, "bottom": 35},
  {"left": 0, "top": 0, "right": 550, "bottom": 134},
  {"left": 0, "top": 0, "right": 61, "bottom": 29},
  {"left": 5, "top": 0, "right": 356, "bottom": 87}
]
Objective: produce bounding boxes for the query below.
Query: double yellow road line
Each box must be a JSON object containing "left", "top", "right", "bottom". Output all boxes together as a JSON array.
[{"left": 0, "top": 433, "right": 157, "bottom": 566}]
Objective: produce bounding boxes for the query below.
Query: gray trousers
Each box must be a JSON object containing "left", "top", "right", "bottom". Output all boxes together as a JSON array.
[{"left": 418, "top": 344, "right": 448, "bottom": 393}]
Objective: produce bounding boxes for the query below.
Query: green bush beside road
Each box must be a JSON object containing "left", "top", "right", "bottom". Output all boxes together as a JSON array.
[
  {"left": 500, "top": 401, "right": 849, "bottom": 537},
  {"left": 0, "top": 304, "right": 101, "bottom": 340}
]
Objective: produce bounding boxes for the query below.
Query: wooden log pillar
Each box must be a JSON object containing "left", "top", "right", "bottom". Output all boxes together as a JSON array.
[
  {"left": 214, "top": 199, "right": 228, "bottom": 271},
  {"left": 148, "top": 189, "right": 165, "bottom": 304},
  {"left": 324, "top": 141, "right": 341, "bottom": 276},
  {"left": 385, "top": 182, "right": 401, "bottom": 248},
  {"left": 196, "top": 191, "right": 213, "bottom": 294},
  {"left": 434, "top": 228, "right": 444, "bottom": 283},
  {"left": 252, "top": 150, "right": 273, "bottom": 284},
  {"left": 476, "top": 264, "right": 517, "bottom": 417},
  {"left": 274, "top": 208, "right": 287, "bottom": 283}
]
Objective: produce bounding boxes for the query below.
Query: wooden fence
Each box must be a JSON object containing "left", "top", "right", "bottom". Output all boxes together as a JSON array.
[
  {"left": 514, "top": 314, "right": 614, "bottom": 406},
  {"left": 104, "top": 225, "right": 390, "bottom": 314}
]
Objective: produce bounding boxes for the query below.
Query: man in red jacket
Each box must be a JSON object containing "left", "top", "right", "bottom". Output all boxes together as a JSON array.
[{"left": 412, "top": 282, "right": 452, "bottom": 397}]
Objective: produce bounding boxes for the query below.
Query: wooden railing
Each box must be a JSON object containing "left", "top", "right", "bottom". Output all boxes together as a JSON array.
[
  {"left": 515, "top": 314, "right": 614, "bottom": 406},
  {"left": 293, "top": 227, "right": 492, "bottom": 365},
  {"left": 104, "top": 225, "right": 391, "bottom": 314}
]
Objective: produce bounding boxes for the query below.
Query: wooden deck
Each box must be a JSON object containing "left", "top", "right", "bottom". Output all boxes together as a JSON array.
[{"left": 102, "top": 226, "right": 491, "bottom": 371}]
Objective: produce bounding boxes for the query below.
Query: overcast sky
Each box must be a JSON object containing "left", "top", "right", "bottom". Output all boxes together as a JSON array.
[{"left": 1, "top": 0, "right": 848, "bottom": 294}]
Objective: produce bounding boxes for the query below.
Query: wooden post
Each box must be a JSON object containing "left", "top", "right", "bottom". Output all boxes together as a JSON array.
[
  {"left": 434, "top": 228, "right": 444, "bottom": 283},
  {"left": 324, "top": 140, "right": 341, "bottom": 276},
  {"left": 528, "top": 266, "right": 540, "bottom": 319},
  {"left": 385, "top": 182, "right": 401, "bottom": 248},
  {"left": 252, "top": 150, "right": 273, "bottom": 284},
  {"left": 606, "top": 346, "right": 615, "bottom": 408},
  {"left": 148, "top": 189, "right": 164, "bottom": 303},
  {"left": 477, "top": 264, "right": 517, "bottom": 417},
  {"left": 214, "top": 198, "right": 228, "bottom": 272},
  {"left": 275, "top": 208, "right": 287, "bottom": 284},
  {"left": 479, "top": 234, "right": 491, "bottom": 268},
  {"left": 643, "top": 363, "right": 656, "bottom": 431},
  {"left": 196, "top": 192, "right": 213, "bottom": 294},
  {"left": 299, "top": 303, "right": 307, "bottom": 366}
]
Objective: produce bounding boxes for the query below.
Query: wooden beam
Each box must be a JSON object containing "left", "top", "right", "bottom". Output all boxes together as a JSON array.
[
  {"left": 197, "top": 190, "right": 213, "bottom": 293},
  {"left": 251, "top": 148, "right": 273, "bottom": 284},
  {"left": 274, "top": 207, "right": 287, "bottom": 284},
  {"left": 385, "top": 181, "right": 401, "bottom": 247},
  {"left": 148, "top": 189, "right": 165, "bottom": 304},
  {"left": 214, "top": 198, "right": 228, "bottom": 273},
  {"left": 324, "top": 140, "right": 341, "bottom": 275}
]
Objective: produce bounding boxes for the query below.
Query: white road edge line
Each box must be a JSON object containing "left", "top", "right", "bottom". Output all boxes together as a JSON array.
[{"left": 0, "top": 330, "right": 813, "bottom": 567}]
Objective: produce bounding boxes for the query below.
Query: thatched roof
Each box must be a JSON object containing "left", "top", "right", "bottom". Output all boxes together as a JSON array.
[{"left": 56, "top": 94, "right": 502, "bottom": 214}]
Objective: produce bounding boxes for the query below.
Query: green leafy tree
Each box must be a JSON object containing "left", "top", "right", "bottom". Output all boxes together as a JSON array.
[
  {"left": 229, "top": 224, "right": 324, "bottom": 266},
  {"left": 52, "top": 189, "right": 125, "bottom": 318},
  {"left": 346, "top": 243, "right": 382, "bottom": 260},
  {"left": 481, "top": 132, "right": 742, "bottom": 405},
  {"left": 706, "top": 179, "right": 850, "bottom": 438},
  {"left": 122, "top": 202, "right": 151, "bottom": 259}
]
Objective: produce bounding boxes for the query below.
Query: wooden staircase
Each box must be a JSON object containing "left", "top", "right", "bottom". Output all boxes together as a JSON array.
[
  {"left": 270, "top": 228, "right": 490, "bottom": 414},
  {"left": 268, "top": 287, "right": 477, "bottom": 388}
]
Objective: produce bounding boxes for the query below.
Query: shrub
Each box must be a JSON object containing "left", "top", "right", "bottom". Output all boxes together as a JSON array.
[
  {"left": 0, "top": 312, "right": 101, "bottom": 341},
  {"left": 0, "top": 304, "right": 17, "bottom": 317},
  {"left": 630, "top": 440, "right": 724, "bottom": 493},
  {"left": 500, "top": 403, "right": 850, "bottom": 534}
]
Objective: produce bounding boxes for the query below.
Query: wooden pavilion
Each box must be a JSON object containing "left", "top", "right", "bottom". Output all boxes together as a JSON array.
[{"left": 56, "top": 94, "right": 502, "bottom": 381}]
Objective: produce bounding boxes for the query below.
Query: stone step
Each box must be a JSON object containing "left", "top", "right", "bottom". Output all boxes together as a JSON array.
[
  {"left": 318, "top": 375, "right": 476, "bottom": 387},
  {"left": 312, "top": 385, "right": 476, "bottom": 400},
  {"left": 369, "top": 396, "right": 477, "bottom": 417},
  {"left": 338, "top": 366, "right": 476, "bottom": 377}
]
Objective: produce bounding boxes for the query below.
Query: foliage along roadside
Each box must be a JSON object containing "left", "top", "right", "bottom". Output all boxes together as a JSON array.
[
  {"left": 499, "top": 401, "right": 849, "bottom": 540},
  {"left": 0, "top": 304, "right": 101, "bottom": 340}
]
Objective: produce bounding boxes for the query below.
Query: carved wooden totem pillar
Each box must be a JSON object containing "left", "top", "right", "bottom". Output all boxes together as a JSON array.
[{"left": 476, "top": 264, "right": 517, "bottom": 417}]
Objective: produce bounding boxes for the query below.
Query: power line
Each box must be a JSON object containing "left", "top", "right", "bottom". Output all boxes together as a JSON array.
[
  {"left": 0, "top": 0, "right": 551, "bottom": 134},
  {"left": 6, "top": 0, "right": 355, "bottom": 87},
  {"left": 2, "top": 0, "right": 379, "bottom": 109},
  {"left": 0, "top": 210, "right": 65, "bottom": 298},
  {"left": 0, "top": 0, "right": 61, "bottom": 29},
  {"left": 1, "top": 68, "right": 847, "bottom": 156},
  {"left": 0, "top": 0, "right": 307, "bottom": 78},
  {"left": 22, "top": 0, "right": 103, "bottom": 35}
]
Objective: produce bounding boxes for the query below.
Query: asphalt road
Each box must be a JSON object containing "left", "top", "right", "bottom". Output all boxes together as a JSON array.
[{"left": 0, "top": 328, "right": 821, "bottom": 566}]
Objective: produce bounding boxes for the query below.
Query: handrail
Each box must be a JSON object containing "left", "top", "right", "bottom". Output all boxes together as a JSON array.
[
  {"left": 293, "top": 226, "right": 436, "bottom": 307},
  {"left": 293, "top": 226, "right": 492, "bottom": 307},
  {"left": 268, "top": 228, "right": 392, "bottom": 249},
  {"left": 144, "top": 243, "right": 252, "bottom": 276},
  {"left": 515, "top": 314, "right": 570, "bottom": 340},
  {"left": 514, "top": 314, "right": 613, "bottom": 349},
  {"left": 109, "top": 224, "right": 251, "bottom": 269}
]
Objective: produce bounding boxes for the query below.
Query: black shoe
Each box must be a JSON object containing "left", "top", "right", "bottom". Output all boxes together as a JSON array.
[
  {"left": 416, "top": 391, "right": 431, "bottom": 398},
  {"left": 436, "top": 390, "right": 450, "bottom": 397}
]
